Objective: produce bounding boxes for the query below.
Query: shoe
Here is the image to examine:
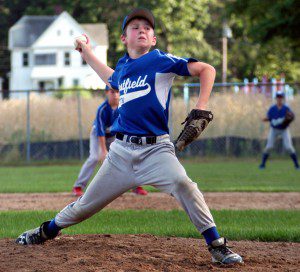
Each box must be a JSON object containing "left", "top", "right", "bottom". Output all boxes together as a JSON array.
[
  {"left": 259, "top": 164, "right": 265, "bottom": 169},
  {"left": 72, "top": 186, "right": 84, "bottom": 197},
  {"left": 132, "top": 186, "right": 148, "bottom": 195},
  {"left": 208, "top": 237, "right": 243, "bottom": 264},
  {"left": 16, "top": 221, "right": 53, "bottom": 245}
]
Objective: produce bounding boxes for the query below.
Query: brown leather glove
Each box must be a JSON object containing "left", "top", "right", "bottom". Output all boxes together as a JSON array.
[{"left": 175, "top": 109, "right": 213, "bottom": 151}]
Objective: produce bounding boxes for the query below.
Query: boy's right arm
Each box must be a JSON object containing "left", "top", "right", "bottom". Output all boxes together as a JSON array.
[{"left": 76, "top": 37, "right": 114, "bottom": 86}]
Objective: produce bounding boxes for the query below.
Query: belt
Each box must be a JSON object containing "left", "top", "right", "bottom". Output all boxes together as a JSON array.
[{"left": 116, "top": 132, "right": 157, "bottom": 145}]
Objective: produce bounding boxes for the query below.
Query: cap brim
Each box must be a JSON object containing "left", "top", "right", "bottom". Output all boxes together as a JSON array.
[{"left": 124, "top": 9, "right": 155, "bottom": 30}]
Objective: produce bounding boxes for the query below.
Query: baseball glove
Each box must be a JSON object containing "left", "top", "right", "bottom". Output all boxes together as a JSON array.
[
  {"left": 175, "top": 109, "right": 213, "bottom": 151},
  {"left": 281, "top": 111, "right": 295, "bottom": 128}
]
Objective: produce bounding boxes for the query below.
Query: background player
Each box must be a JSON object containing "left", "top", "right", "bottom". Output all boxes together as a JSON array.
[
  {"left": 72, "top": 86, "right": 148, "bottom": 196},
  {"left": 16, "top": 8, "right": 242, "bottom": 265},
  {"left": 259, "top": 91, "right": 299, "bottom": 169}
]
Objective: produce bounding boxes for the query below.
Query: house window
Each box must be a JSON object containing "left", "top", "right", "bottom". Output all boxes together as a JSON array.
[
  {"left": 23, "top": 52, "right": 29, "bottom": 67},
  {"left": 82, "top": 58, "right": 87, "bottom": 65},
  {"left": 34, "top": 54, "right": 56, "bottom": 65},
  {"left": 58, "top": 77, "right": 63, "bottom": 87},
  {"left": 38, "top": 81, "right": 45, "bottom": 92},
  {"left": 73, "top": 79, "right": 79, "bottom": 86},
  {"left": 64, "top": 52, "right": 70, "bottom": 66}
]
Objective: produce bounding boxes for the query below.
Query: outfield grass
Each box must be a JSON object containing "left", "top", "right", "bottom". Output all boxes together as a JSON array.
[
  {"left": 0, "top": 159, "right": 299, "bottom": 193},
  {"left": 1, "top": 210, "right": 299, "bottom": 242}
]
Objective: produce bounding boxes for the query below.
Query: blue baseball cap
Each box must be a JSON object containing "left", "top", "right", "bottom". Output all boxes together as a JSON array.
[
  {"left": 122, "top": 8, "right": 155, "bottom": 32},
  {"left": 105, "top": 85, "right": 119, "bottom": 92},
  {"left": 276, "top": 91, "right": 285, "bottom": 98}
]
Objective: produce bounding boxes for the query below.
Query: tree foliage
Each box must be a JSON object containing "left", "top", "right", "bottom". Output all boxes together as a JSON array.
[
  {"left": 0, "top": 0, "right": 299, "bottom": 84},
  {"left": 225, "top": 0, "right": 300, "bottom": 81}
]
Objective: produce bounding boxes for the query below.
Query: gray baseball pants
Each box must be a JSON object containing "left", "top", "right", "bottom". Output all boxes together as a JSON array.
[
  {"left": 56, "top": 136, "right": 216, "bottom": 234},
  {"left": 74, "top": 126, "right": 114, "bottom": 189},
  {"left": 264, "top": 127, "right": 295, "bottom": 154}
]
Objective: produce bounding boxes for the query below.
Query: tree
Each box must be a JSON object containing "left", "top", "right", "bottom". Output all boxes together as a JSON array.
[
  {"left": 1, "top": 0, "right": 221, "bottom": 86},
  {"left": 225, "top": 0, "right": 300, "bottom": 81}
]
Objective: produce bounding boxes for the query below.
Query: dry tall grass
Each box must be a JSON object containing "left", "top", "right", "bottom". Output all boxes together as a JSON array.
[
  {"left": 172, "top": 93, "right": 300, "bottom": 139},
  {"left": 0, "top": 92, "right": 299, "bottom": 144},
  {"left": 0, "top": 93, "right": 104, "bottom": 143}
]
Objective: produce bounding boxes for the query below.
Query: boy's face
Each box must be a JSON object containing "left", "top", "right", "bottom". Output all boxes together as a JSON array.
[
  {"left": 107, "top": 89, "right": 120, "bottom": 104},
  {"left": 121, "top": 18, "right": 156, "bottom": 51},
  {"left": 276, "top": 96, "right": 284, "bottom": 106}
]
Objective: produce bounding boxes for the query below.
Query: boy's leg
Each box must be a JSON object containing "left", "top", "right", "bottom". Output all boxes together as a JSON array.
[
  {"left": 73, "top": 127, "right": 100, "bottom": 190},
  {"left": 282, "top": 129, "right": 299, "bottom": 168},
  {"left": 260, "top": 128, "right": 275, "bottom": 168},
  {"left": 135, "top": 140, "right": 242, "bottom": 264},
  {"left": 16, "top": 141, "right": 135, "bottom": 244},
  {"left": 135, "top": 141, "right": 214, "bottom": 232}
]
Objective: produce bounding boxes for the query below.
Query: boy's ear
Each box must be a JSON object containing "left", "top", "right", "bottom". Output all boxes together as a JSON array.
[
  {"left": 151, "top": 35, "right": 157, "bottom": 46},
  {"left": 121, "top": 34, "right": 127, "bottom": 45}
]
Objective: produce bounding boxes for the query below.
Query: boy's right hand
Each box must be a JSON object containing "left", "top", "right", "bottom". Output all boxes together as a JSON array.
[{"left": 74, "top": 34, "right": 92, "bottom": 60}]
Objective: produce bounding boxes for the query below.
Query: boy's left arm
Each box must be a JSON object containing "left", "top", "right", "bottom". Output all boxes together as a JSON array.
[
  {"left": 175, "top": 62, "right": 215, "bottom": 151},
  {"left": 187, "top": 62, "right": 216, "bottom": 110}
]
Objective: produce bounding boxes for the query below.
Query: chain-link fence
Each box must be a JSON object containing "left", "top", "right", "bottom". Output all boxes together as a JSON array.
[{"left": 0, "top": 82, "right": 299, "bottom": 163}]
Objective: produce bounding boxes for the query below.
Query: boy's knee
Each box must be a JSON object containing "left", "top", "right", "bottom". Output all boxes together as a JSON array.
[
  {"left": 264, "top": 146, "right": 272, "bottom": 153},
  {"left": 286, "top": 147, "right": 295, "bottom": 154},
  {"left": 88, "top": 155, "right": 100, "bottom": 164},
  {"left": 173, "top": 175, "right": 198, "bottom": 196}
]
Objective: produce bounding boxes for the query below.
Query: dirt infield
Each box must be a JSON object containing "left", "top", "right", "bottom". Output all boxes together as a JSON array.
[
  {"left": 1, "top": 192, "right": 300, "bottom": 211},
  {"left": 2, "top": 192, "right": 299, "bottom": 271},
  {"left": 1, "top": 234, "right": 299, "bottom": 272}
]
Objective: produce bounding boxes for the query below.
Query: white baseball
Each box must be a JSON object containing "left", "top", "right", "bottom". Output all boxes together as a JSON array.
[{"left": 74, "top": 35, "right": 88, "bottom": 49}]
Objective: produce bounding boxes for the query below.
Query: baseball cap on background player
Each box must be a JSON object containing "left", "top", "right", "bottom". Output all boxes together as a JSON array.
[
  {"left": 276, "top": 91, "right": 285, "bottom": 98},
  {"left": 122, "top": 8, "right": 155, "bottom": 33},
  {"left": 105, "top": 85, "right": 119, "bottom": 93}
]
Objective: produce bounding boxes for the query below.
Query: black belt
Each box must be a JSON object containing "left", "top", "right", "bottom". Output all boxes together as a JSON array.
[{"left": 116, "top": 132, "right": 157, "bottom": 145}]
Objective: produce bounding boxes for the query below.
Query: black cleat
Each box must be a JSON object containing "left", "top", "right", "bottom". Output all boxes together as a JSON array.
[{"left": 16, "top": 221, "right": 54, "bottom": 245}]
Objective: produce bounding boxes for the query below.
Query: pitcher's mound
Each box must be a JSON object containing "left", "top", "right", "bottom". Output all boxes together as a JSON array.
[{"left": 1, "top": 234, "right": 299, "bottom": 271}]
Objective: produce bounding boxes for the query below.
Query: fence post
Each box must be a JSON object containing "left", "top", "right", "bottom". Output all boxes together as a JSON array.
[
  {"left": 183, "top": 84, "right": 192, "bottom": 156},
  {"left": 183, "top": 84, "right": 190, "bottom": 114},
  {"left": 169, "top": 91, "right": 174, "bottom": 141},
  {"left": 77, "top": 90, "right": 84, "bottom": 160},
  {"left": 26, "top": 91, "right": 31, "bottom": 163},
  {"left": 225, "top": 136, "right": 230, "bottom": 156}
]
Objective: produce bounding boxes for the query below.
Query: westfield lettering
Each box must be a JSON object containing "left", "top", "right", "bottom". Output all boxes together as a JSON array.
[
  {"left": 119, "top": 75, "right": 148, "bottom": 94},
  {"left": 118, "top": 75, "right": 151, "bottom": 107}
]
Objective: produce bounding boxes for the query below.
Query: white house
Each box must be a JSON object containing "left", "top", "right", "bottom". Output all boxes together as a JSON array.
[{"left": 8, "top": 11, "right": 108, "bottom": 97}]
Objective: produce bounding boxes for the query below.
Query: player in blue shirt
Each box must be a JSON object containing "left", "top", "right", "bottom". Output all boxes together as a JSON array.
[
  {"left": 72, "top": 86, "right": 119, "bottom": 196},
  {"left": 16, "top": 8, "right": 242, "bottom": 265},
  {"left": 72, "top": 86, "right": 148, "bottom": 196},
  {"left": 259, "top": 91, "right": 299, "bottom": 169}
]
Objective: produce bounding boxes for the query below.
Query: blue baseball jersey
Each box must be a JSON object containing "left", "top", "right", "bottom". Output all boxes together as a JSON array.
[
  {"left": 94, "top": 100, "right": 119, "bottom": 137},
  {"left": 267, "top": 104, "right": 292, "bottom": 129},
  {"left": 108, "top": 49, "right": 197, "bottom": 136}
]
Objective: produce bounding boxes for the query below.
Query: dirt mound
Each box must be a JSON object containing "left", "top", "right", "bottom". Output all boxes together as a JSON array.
[
  {"left": 1, "top": 192, "right": 300, "bottom": 211},
  {"left": 1, "top": 234, "right": 299, "bottom": 272}
]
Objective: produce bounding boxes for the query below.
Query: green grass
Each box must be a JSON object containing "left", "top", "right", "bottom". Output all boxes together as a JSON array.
[
  {"left": 1, "top": 210, "right": 299, "bottom": 242},
  {"left": 0, "top": 159, "right": 299, "bottom": 193}
]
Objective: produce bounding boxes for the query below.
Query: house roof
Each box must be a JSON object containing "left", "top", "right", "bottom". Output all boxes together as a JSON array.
[
  {"left": 10, "top": 16, "right": 57, "bottom": 48},
  {"left": 81, "top": 24, "right": 108, "bottom": 47},
  {"left": 9, "top": 13, "right": 108, "bottom": 48}
]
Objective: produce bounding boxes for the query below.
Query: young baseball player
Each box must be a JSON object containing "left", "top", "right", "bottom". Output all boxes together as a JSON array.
[
  {"left": 72, "top": 86, "right": 148, "bottom": 196},
  {"left": 16, "top": 8, "right": 242, "bottom": 265},
  {"left": 259, "top": 91, "right": 299, "bottom": 169}
]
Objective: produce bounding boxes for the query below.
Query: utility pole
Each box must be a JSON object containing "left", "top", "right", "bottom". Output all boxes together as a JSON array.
[{"left": 222, "top": 22, "right": 232, "bottom": 84}]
